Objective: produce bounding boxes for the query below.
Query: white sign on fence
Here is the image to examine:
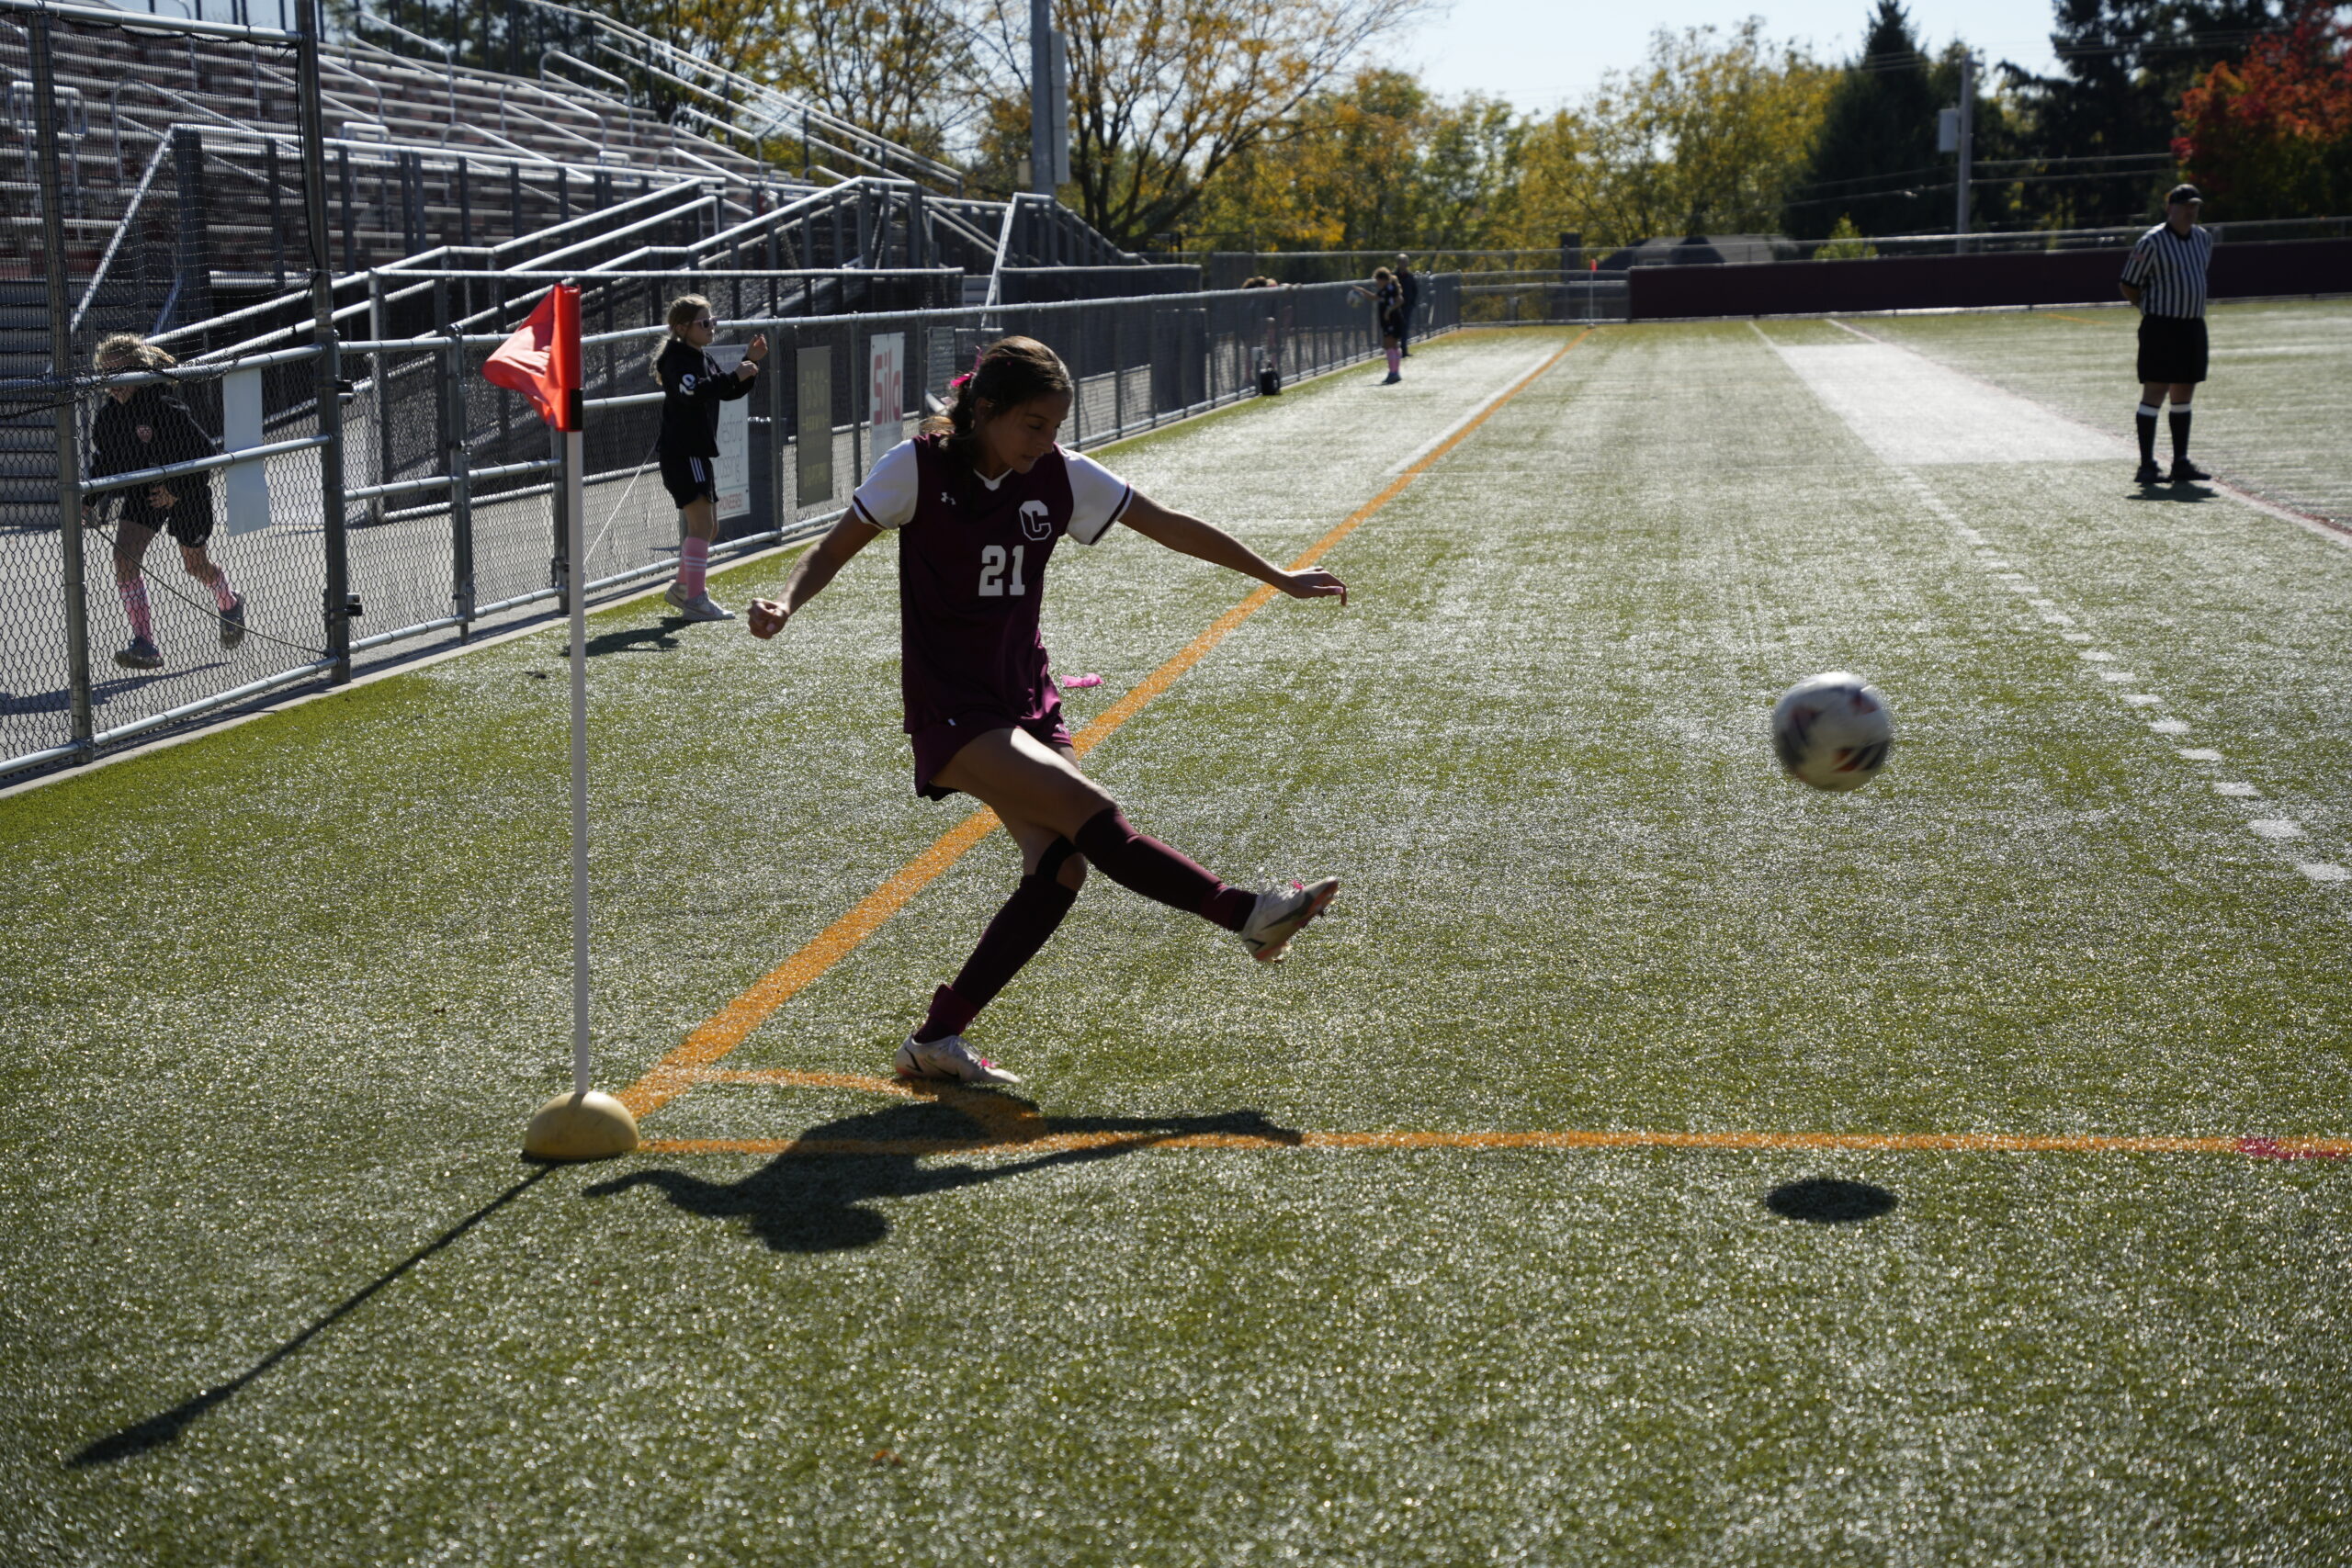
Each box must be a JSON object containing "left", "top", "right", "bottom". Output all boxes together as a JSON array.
[
  {"left": 707, "top": 345, "right": 752, "bottom": 521},
  {"left": 221, "top": 367, "right": 268, "bottom": 536},
  {"left": 869, "top": 333, "right": 905, "bottom": 455}
]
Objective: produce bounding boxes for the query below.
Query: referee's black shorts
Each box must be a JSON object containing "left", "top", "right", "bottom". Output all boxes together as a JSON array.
[{"left": 2137, "top": 313, "right": 2208, "bottom": 385}]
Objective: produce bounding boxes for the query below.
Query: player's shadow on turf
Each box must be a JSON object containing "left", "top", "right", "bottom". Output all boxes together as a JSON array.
[
  {"left": 586, "top": 1093, "right": 1303, "bottom": 1254},
  {"left": 1765, "top": 1177, "right": 1898, "bottom": 1224},
  {"left": 67, "top": 1168, "right": 554, "bottom": 1469},
  {"left": 587, "top": 623, "right": 685, "bottom": 655},
  {"left": 2127, "top": 484, "right": 2215, "bottom": 502}
]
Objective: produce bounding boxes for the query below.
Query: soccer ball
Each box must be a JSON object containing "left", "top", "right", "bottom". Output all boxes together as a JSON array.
[{"left": 1772, "top": 672, "right": 1894, "bottom": 792}]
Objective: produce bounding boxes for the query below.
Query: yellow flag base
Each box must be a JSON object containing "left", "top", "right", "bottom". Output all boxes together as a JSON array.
[{"left": 523, "top": 1090, "right": 640, "bottom": 1162}]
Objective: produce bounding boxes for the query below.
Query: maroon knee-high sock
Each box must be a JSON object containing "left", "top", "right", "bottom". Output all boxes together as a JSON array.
[
  {"left": 912, "top": 872, "right": 1081, "bottom": 1043},
  {"left": 1073, "top": 807, "right": 1255, "bottom": 932}
]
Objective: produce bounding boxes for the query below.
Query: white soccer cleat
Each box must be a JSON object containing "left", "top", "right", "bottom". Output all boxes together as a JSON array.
[
  {"left": 1237, "top": 876, "right": 1340, "bottom": 964},
  {"left": 665, "top": 582, "right": 737, "bottom": 622},
  {"left": 894, "top": 1033, "right": 1022, "bottom": 1086}
]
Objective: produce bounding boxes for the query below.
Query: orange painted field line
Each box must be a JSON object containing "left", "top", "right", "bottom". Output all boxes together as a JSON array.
[
  {"left": 616, "top": 333, "right": 1589, "bottom": 1122},
  {"left": 639, "top": 1129, "right": 2352, "bottom": 1159},
  {"left": 2045, "top": 312, "right": 2110, "bottom": 324}
]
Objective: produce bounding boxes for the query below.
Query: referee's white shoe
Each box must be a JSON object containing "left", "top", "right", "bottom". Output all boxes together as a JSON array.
[
  {"left": 1238, "top": 877, "right": 1340, "bottom": 964},
  {"left": 895, "top": 1033, "right": 1022, "bottom": 1086}
]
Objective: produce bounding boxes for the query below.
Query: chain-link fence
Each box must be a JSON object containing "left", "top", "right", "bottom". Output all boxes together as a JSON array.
[{"left": 3, "top": 263, "right": 1459, "bottom": 779}]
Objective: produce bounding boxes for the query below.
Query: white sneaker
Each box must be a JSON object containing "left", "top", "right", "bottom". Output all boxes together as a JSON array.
[
  {"left": 1237, "top": 876, "right": 1340, "bottom": 964},
  {"left": 894, "top": 1033, "right": 1022, "bottom": 1086},
  {"left": 665, "top": 582, "right": 736, "bottom": 622}
]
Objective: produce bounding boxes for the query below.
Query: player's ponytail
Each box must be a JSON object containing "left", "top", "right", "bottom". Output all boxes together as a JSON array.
[{"left": 922, "top": 335, "right": 1072, "bottom": 467}]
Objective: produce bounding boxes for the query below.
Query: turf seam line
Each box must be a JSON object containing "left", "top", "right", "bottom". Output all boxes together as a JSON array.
[{"left": 616, "top": 332, "right": 1590, "bottom": 1122}]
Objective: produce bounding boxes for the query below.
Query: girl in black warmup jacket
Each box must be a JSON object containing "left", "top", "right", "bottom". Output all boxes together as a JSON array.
[
  {"left": 652, "top": 295, "right": 767, "bottom": 622},
  {"left": 84, "top": 333, "right": 247, "bottom": 671}
]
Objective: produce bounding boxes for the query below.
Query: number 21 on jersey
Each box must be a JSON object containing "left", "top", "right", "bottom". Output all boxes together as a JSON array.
[{"left": 978, "top": 544, "right": 1027, "bottom": 597}]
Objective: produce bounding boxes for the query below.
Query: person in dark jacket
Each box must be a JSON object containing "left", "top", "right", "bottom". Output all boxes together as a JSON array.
[
  {"left": 1349, "top": 268, "right": 1406, "bottom": 384},
  {"left": 652, "top": 295, "right": 768, "bottom": 622},
  {"left": 84, "top": 333, "right": 245, "bottom": 671},
  {"left": 1394, "top": 254, "right": 1419, "bottom": 356}
]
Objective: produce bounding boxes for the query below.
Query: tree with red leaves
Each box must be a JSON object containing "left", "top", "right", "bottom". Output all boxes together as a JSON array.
[{"left": 2174, "top": 1, "right": 2352, "bottom": 217}]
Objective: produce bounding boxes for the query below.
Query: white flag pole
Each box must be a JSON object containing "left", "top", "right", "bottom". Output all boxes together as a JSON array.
[
  {"left": 566, "top": 423, "right": 593, "bottom": 1101},
  {"left": 523, "top": 288, "right": 639, "bottom": 1162}
]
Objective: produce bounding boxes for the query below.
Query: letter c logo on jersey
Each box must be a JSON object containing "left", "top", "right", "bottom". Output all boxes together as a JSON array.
[{"left": 1019, "top": 500, "right": 1053, "bottom": 541}]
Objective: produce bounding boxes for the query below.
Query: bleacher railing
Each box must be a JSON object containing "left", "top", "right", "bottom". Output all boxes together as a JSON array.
[{"left": 3, "top": 272, "right": 1460, "bottom": 780}]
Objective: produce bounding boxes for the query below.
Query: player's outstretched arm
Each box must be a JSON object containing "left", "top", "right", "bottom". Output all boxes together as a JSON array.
[
  {"left": 1117, "top": 491, "right": 1346, "bottom": 606},
  {"left": 747, "top": 511, "right": 883, "bottom": 638}
]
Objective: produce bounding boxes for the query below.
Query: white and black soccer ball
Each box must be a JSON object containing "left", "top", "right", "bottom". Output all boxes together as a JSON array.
[{"left": 1772, "top": 672, "right": 1894, "bottom": 792}]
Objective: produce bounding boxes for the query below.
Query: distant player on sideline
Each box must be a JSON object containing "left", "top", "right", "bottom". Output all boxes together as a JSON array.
[
  {"left": 746, "top": 336, "right": 1346, "bottom": 1086},
  {"left": 2120, "top": 184, "right": 2214, "bottom": 486},
  {"left": 1349, "top": 267, "right": 1406, "bottom": 385},
  {"left": 85, "top": 333, "right": 245, "bottom": 671},
  {"left": 654, "top": 295, "right": 767, "bottom": 621},
  {"left": 1395, "top": 254, "right": 1419, "bottom": 357}
]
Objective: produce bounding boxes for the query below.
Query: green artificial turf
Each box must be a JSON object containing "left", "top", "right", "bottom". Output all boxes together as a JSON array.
[{"left": 3, "top": 319, "right": 2348, "bottom": 1565}]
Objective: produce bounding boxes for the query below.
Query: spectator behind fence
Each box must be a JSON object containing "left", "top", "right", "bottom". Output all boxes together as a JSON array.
[
  {"left": 85, "top": 333, "right": 245, "bottom": 673},
  {"left": 652, "top": 294, "right": 769, "bottom": 623},
  {"left": 1348, "top": 267, "right": 1406, "bottom": 385},
  {"left": 1395, "top": 254, "right": 1420, "bottom": 356}
]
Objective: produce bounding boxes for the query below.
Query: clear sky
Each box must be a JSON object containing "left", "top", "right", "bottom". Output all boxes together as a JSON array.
[{"left": 1387, "top": 0, "right": 2068, "bottom": 113}]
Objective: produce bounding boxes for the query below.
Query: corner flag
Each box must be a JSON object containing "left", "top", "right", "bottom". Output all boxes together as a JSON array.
[{"left": 483, "top": 284, "right": 582, "bottom": 431}]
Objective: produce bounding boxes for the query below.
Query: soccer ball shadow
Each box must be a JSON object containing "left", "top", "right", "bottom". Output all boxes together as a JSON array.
[
  {"left": 1763, "top": 1176, "right": 1899, "bottom": 1224},
  {"left": 583, "top": 1096, "right": 1303, "bottom": 1254}
]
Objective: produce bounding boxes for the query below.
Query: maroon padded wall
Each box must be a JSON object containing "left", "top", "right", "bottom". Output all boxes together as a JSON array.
[{"left": 1626, "top": 238, "right": 2352, "bottom": 320}]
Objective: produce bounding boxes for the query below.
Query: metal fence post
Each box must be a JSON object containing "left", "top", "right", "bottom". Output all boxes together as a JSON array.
[
  {"left": 297, "top": 0, "right": 352, "bottom": 682},
  {"left": 765, "top": 318, "right": 786, "bottom": 532},
  {"left": 368, "top": 269, "right": 390, "bottom": 525},
  {"left": 31, "top": 11, "right": 92, "bottom": 758},
  {"left": 437, "top": 278, "right": 475, "bottom": 637}
]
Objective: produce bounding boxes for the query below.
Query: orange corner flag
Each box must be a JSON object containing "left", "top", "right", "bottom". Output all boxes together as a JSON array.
[{"left": 483, "top": 284, "right": 582, "bottom": 431}]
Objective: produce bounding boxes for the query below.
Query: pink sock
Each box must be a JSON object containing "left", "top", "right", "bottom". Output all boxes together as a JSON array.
[
  {"left": 207, "top": 568, "right": 237, "bottom": 612},
  {"left": 679, "top": 536, "right": 708, "bottom": 598},
  {"left": 118, "top": 579, "right": 153, "bottom": 641},
  {"left": 1386, "top": 345, "right": 1402, "bottom": 375}
]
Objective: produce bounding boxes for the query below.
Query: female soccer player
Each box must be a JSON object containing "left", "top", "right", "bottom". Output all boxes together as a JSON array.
[
  {"left": 1350, "top": 266, "right": 1406, "bottom": 384},
  {"left": 746, "top": 336, "right": 1345, "bottom": 1085},
  {"left": 653, "top": 295, "right": 768, "bottom": 621},
  {"left": 85, "top": 333, "right": 245, "bottom": 671}
]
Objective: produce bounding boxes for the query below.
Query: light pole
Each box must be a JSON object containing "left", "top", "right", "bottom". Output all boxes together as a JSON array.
[
  {"left": 1955, "top": 51, "right": 1977, "bottom": 252},
  {"left": 1028, "top": 0, "right": 1068, "bottom": 197}
]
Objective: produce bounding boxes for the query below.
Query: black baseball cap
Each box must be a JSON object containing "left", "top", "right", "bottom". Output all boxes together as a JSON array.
[{"left": 2166, "top": 183, "right": 2203, "bottom": 205}]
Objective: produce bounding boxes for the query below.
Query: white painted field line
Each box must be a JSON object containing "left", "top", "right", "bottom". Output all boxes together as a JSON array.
[
  {"left": 1825, "top": 315, "right": 2352, "bottom": 555},
  {"left": 1380, "top": 345, "right": 1568, "bottom": 479},
  {"left": 1756, "top": 316, "right": 2349, "bottom": 893}
]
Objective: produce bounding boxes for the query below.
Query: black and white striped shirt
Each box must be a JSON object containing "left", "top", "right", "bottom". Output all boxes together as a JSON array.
[{"left": 2120, "top": 222, "right": 2213, "bottom": 319}]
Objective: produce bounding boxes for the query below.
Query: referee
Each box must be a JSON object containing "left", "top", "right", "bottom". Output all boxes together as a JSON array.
[{"left": 2119, "top": 183, "right": 2214, "bottom": 485}]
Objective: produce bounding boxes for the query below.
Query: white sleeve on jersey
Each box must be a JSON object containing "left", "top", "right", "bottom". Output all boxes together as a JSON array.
[
  {"left": 849, "top": 440, "right": 921, "bottom": 530},
  {"left": 1063, "top": 449, "right": 1134, "bottom": 546}
]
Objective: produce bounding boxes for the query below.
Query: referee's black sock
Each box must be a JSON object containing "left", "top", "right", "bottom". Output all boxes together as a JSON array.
[
  {"left": 2135, "top": 402, "right": 2160, "bottom": 465},
  {"left": 2169, "top": 405, "right": 2192, "bottom": 461}
]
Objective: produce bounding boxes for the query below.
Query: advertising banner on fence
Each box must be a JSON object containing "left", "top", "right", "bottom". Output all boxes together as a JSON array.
[
  {"left": 707, "top": 345, "right": 752, "bottom": 521},
  {"left": 869, "top": 333, "right": 905, "bottom": 455},
  {"left": 797, "top": 345, "right": 832, "bottom": 508}
]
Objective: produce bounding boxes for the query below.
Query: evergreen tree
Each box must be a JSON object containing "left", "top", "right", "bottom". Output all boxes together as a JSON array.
[
  {"left": 1784, "top": 2, "right": 1942, "bottom": 240},
  {"left": 2004, "top": 0, "right": 2291, "bottom": 226}
]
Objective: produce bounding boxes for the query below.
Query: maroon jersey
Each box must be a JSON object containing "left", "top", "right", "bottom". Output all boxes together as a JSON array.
[{"left": 852, "top": 434, "right": 1131, "bottom": 735}]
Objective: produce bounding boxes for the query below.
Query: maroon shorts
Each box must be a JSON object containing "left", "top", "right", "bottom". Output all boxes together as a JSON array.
[{"left": 910, "top": 711, "right": 1074, "bottom": 800}]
